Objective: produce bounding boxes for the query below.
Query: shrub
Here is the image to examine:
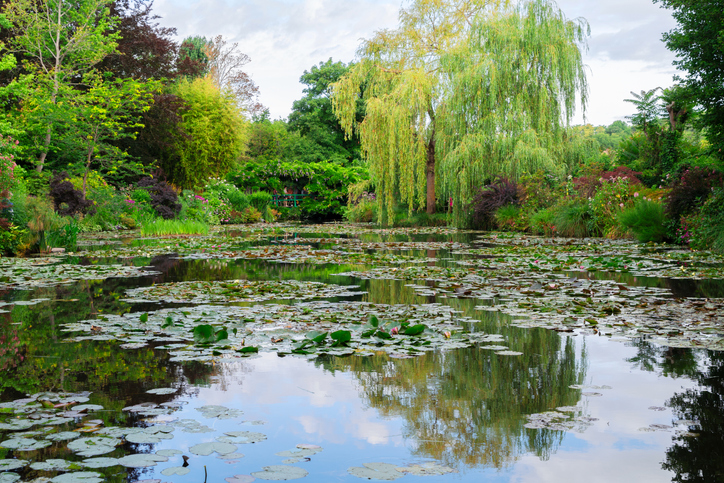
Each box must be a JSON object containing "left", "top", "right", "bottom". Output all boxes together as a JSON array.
[
  {"left": 345, "top": 199, "right": 377, "bottom": 223},
  {"left": 469, "top": 177, "right": 519, "bottom": 230},
  {"left": 618, "top": 199, "right": 666, "bottom": 243},
  {"left": 136, "top": 176, "right": 181, "bottom": 219},
  {"left": 665, "top": 166, "right": 724, "bottom": 224},
  {"left": 588, "top": 177, "right": 634, "bottom": 237},
  {"left": 249, "top": 191, "right": 273, "bottom": 212},
  {"left": 529, "top": 207, "right": 556, "bottom": 236},
  {"left": 49, "top": 173, "right": 94, "bottom": 216},
  {"left": 690, "top": 187, "right": 724, "bottom": 252},
  {"left": 494, "top": 204, "right": 523, "bottom": 231},
  {"left": 554, "top": 200, "right": 595, "bottom": 238}
]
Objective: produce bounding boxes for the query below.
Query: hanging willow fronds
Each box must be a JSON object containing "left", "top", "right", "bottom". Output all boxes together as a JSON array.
[{"left": 333, "top": 0, "right": 588, "bottom": 227}]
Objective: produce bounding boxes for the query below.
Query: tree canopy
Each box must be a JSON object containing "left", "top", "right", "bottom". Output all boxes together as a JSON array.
[
  {"left": 654, "top": 0, "right": 724, "bottom": 153},
  {"left": 333, "top": 0, "right": 588, "bottom": 226}
]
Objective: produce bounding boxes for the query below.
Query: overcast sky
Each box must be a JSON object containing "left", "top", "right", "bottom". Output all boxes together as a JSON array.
[{"left": 152, "top": 0, "right": 682, "bottom": 126}]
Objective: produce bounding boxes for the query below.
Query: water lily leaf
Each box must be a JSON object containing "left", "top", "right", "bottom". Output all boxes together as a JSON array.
[
  {"left": 189, "top": 442, "right": 238, "bottom": 456},
  {"left": 0, "top": 460, "right": 28, "bottom": 471},
  {"left": 402, "top": 324, "right": 425, "bottom": 336},
  {"left": 117, "top": 454, "right": 168, "bottom": 468},
  {"left": 30, "top": 459, "right": 75, "bottom": 471},
  {"left": 369, "top": 315, "right": 379, "bottom": 328},
  {"left": 81, "top": 457, "right": 120, "bottom": 468},
  {"left": 140, "top": 313, "right": 149, "bottom": 323},
  {"left": 0, "top": 438, "right": 52, "bottom": 451},
  {"left": 398, "top": 463, "right": 456, "bottom": 476},
  {"left": 225, "top": 475, "right": 256, "bottom": 483},
  {"left": 251, "top": 465, "right": 308, "bottom": 480},
  {"left": 161, "top": 466, "right": 190, "bottom": 476},
  {"left": 305, "top": 331, "right": 327, "bottom": 344},
  {"left": 67, "top": 437, "right": 119, "bottom": 457},
  {"left": 193, "top": 324, "right": 217, "bottom": 344},
  {"left": 0, "top": 473, "right": 19, "bottom": 483},
  {"left": 348, "top": 462, "right": 404, "bottom": 480},
  {"left": 217, "top": 431, "right": 267, "bottom": 444},
  {"left": 238, "top": 346, "right": 259, "bottom": 353},
  {"left": 146, "top": 388, "right": 177, "bottom": 395},
  {"left": 156, "top": 449, "right": 184, "bottom": 457},
  {"left": 50, "top": 472, "right": 104, "bottom": 483}
]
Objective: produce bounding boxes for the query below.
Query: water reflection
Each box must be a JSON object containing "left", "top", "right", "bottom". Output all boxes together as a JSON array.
[
  {"left": 664, "top": 351, "right": 724, "bottom": 483},
  {"left": 320, "top": 331, "right": 585, "bottom": 469}
]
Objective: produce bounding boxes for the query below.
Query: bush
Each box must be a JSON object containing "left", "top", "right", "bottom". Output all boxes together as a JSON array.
[
  {"left": 249, "top": 191, "right": 273, "bottom": 212},
  {"left": 345, "top": 199, "right": 377, "bottom": 223},
  {"left": 137, "top": 176, "right": 181, "bottom": 219},
  {"left": 588, "top": 177, "right": 634, "bottom": 237},
  {"left": 666, "top": 166, "right": 724, "bottom": 225},
  {"left": 529, "top": 207, "right": 556, "bottom": 236},
  {"left": 494, "top": 204, "right": 522, "bottom": 231},
  {"left": 554, "top": 200, "right": 595, "bottom": 238},
  {"left": 469, "top": 177, "right": 519, "bottom": 230},
  {"left": 618, "top": 199, "right": 666, "bottom": 243},
  {"left": 49, "top": 173, "right": 94, "bottom": 216},
  {"left": 690, "top": 187, "right": 724, "bottom": 252}
]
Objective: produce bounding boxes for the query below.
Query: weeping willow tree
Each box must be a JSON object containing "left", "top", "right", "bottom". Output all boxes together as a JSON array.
[{"left": 332, "top": 0, "right": 588, "bottom": 226}]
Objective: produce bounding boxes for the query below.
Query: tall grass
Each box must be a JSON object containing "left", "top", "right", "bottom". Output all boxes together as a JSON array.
[
  {"left": 140, "top": 219, "right": 210, "bottom": 236},
  {"left": 618, "top": 199, "right": 666, "bottom": 243},
  {"left": 554, "top": 200, "right": 595, "bottom": 238}
]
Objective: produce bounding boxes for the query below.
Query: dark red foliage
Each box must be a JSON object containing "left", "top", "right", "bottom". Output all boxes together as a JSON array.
[
  {"left": 573, "top": 167, "right": 642, "bottom": 198},
  {"left": 600, "top": 166, "right": 643, "bottom": 184},
  {"left": 98, "top": 0, "right": 179, "bottom": 80},
  {"left": 136, "top": 176, "right": 181, "bottom": 219},
  {"left": 469, "top": 177, "right": 519, "bottom": 230},
  {"left": 49, "top": 173, "right": 94, "bottom": 216},
  {"left": 666, "top": 166, "right": 724, "bottom": 220}
]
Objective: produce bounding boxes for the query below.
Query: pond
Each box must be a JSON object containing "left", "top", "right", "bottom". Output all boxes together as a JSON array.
[{"left": 1, "top": 223, "right": 724, "bottom": 482}]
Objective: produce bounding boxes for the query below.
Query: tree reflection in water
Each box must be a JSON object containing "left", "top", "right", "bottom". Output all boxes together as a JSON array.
[
  {"left": 319, "top": 328, "right": 586, "bottom": 469},
  {"left": 664, "top": 351, "right": 724, "bottom": 483}
]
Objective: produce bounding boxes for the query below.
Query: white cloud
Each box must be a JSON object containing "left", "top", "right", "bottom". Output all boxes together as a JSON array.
[{"left": 152, "top": 0, "right": 684, "bottom": 125}]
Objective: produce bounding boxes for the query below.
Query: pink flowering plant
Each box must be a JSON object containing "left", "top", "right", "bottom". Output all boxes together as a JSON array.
[{"left": 0, "top": 134, "right": 19, "bottom": 195}]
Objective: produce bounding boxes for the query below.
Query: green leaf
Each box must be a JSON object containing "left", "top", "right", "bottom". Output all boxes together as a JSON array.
[
  {"left": 139, "top": 313, "right": 148, "bottom": 323},
  {"left": 330, "top": 330, "right": 351, "bottom": 342},
  {"left": 237, "top": 346, "right": 258, "bottom": 353},
  {"left": 305, "top": 331, "right": 328, "bottom": 344},
  {"left": 192, "top": 324, "right": 215, "bottom": 344},
  {"left": 402, "top": 324, "right": 426, "bottom": 336},
  {"left": 369, "top": 315, "right": 379, "bottom": 328}
]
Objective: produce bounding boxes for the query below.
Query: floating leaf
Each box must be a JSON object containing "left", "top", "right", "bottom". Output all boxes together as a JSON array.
[
  {"left": 251, "top": 465, "right": 309, "bottom": 480},
  {"left": 161, "top": 467, "right": 190, "bottom": 476},
  {"left": 50, "top": 472, "right": 104, "bottom": 483},
  {"left": 189, "top": 442, "right": 238, "bottom": 456},
  {"left": 402, "top": 324, "right": 425, "bottom": 336},
  {"left": 117, "top": 454, "right": 168, "bottom": 468},
  {"left": 0, "top": 460, "right": 28, "bottom": 471},
  {"left": 146, "top": 388, "right": 177, "bottom": 395},
  {"left": 348, "top": 462, "right": 404, "bottom": 480}
]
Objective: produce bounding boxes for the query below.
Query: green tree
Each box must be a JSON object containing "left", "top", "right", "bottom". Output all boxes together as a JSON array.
[
  {"left": 333, "top": 0, "right": 588, "bottom": 226},
  {"left": 59, "top": 72, "right": 159, "bottom": 196},
  {"left": 166, "top": 76, "right": 247, "bottom": 188},
  {"left": 654, "top": 0, "right": 724, "bottom": 154},
  {"left": 3, "top": 0, "right": 119, "bottom": 172},
  {"left": 288, "top": 59, "right": 360, "bottom": 164}
]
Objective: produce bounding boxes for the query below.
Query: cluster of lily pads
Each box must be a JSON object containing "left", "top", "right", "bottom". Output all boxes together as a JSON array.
[
  {"left": 63, "top": 299, "right": 513, "bottom": 361},
  {"left": 0, "top": 258, "right": 160, "bottom": 291}
]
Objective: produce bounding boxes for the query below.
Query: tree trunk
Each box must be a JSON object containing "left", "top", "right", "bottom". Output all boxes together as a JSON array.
[
  {"left": 426, "top": 135, "right": 435, "bottom": 215},
  {"left": 666, "top": 101, "right": 677, "bottom": 131},
  {"left": 36, "top": 126, "right": 52, "bottom": 172}
]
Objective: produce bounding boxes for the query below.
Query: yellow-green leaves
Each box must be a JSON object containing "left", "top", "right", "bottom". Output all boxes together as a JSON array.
[{"left": 333, "top": 0, "right": 588, "bottom": 227}]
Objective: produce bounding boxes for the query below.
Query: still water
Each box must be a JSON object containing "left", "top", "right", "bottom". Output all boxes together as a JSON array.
[{"left": 0, "top": 227, "right": 722, "bottom": 482}]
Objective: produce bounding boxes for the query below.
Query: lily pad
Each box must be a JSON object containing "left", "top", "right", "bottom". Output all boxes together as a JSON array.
[
  {"left": 0, "top": 460, "right": 28, "bottom": 472},
  {"left": 50, "top": 472, "right": 104, "bottom": 483},
  {"left": 225, "top": 476, "right": 256, "bottom": 483},
  {"left": 0, "top": 438, "right": 52, "bottom": 451},
  {"left": 348, "top": 463, "right": 404, "bottom": 480},
  {"left": 0, "top": 474, "right": 19, "bottom": 483},
  {"left": 251, "top": 465, "right": 309, "bottom": 481},
  {"left": 146, "top": 388, "right": 177, "bottom": 395},
  {"left": 218, "top": 431, "right": 267, "bottom": 445},
  {"left": 67, "top": 437, "right": 120, "bottom": 457},
  {"left": 160, "top": 466, "right": 190, "bottom": 476},
  {"left": 189, "top": 442, "right": 238, "bottom": 456},
  {"left": 30, "top": 459, "right": 74, "bottom": 471},
  {"left": 117, "top": 454, "right": 168, "bottom": 468},
  {"left": 81, "top": 457, "right": 121, "bottom": 468}
]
